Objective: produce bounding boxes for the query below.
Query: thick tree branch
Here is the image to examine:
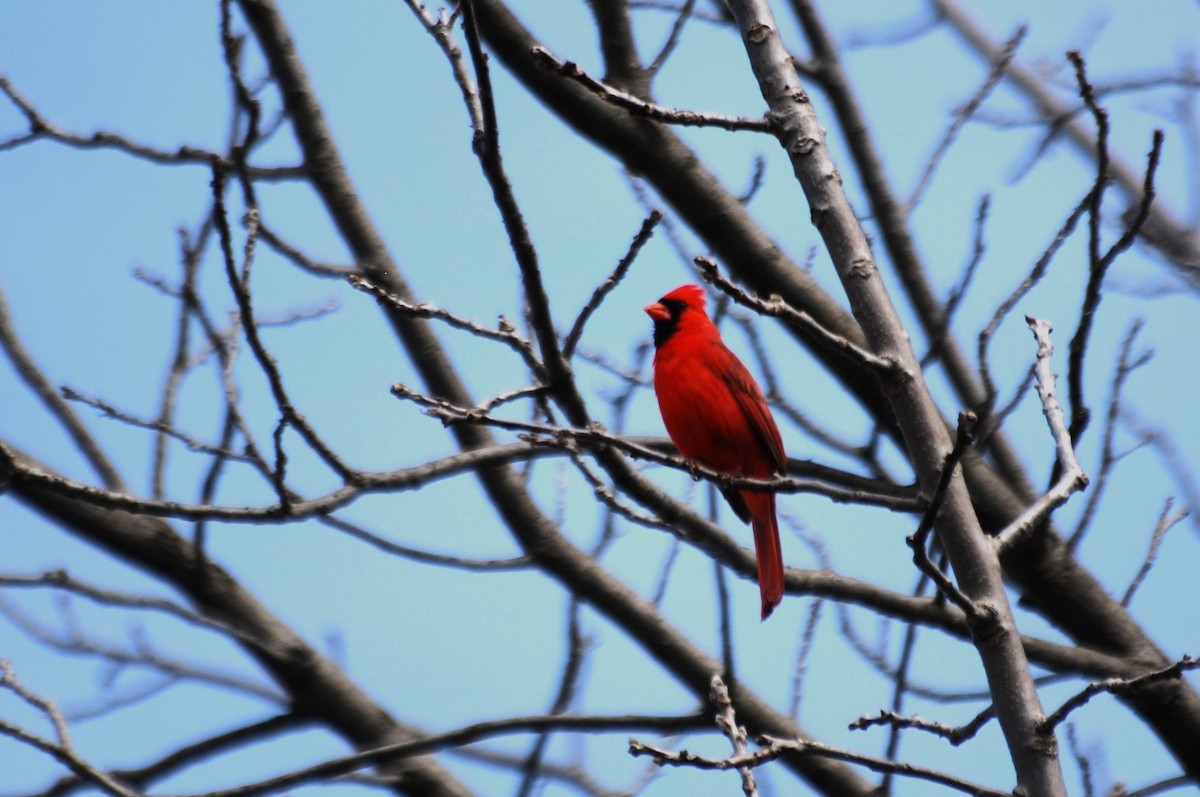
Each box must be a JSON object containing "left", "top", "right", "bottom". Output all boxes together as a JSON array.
[{"left": 723, "top": 1, "right": 1065, "bottom": 792}]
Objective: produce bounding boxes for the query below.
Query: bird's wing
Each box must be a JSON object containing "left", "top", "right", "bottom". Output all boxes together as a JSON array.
[{"left": 719, "top": 360, "right": 787, "bottom": 477}]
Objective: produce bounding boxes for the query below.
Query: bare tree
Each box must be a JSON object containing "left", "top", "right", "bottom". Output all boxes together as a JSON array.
[{"left": 2, "top": 1, "right": 1198, "bottom": 796}]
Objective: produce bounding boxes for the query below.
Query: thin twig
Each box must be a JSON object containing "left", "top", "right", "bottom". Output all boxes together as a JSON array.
[
  {"left": 151, "top": 224, "right": 206, "bottom": 499},
  {"left": 531, "top": 47, "right": 773, "bottom": 133},
  {"left": 211, "top": 161, "right": 355, "bottom": 493},
  {"left": 1040, "top": 656, "right": 1200, "bottom": 733},
  {"left": 0, "top": 570, "right": 256, "bottom": 649},
  {"left": 710, "top": 675, "right": 757, "bottom": 796},
  {"left": 315, "top": 514, "right": 533, "bottom": 571},
  {"left": 1067, "top": 320, "right": 1151, "bottom": 551},
  {"left": 43, "top": 714, "right": 305, "bottom": 797},
  {"left": 0, "top": 438, "right": 554, "bottom": 522},
  {"left": 646, "top": 0, "right": 698, "bottom": 75},
  {"left": 349, "top": 274, "right": 546, "bottom": 381},
  {"left": 1120, "top": 498, "right": 1189, "bottom": 607},
  {"left": 61, "top": 387, "right": 258, "bottom": 465},
  {"left": 403, "top": 1, "right": 484, "bottom": 144},
  {"left": 993, "top": 318, "right": 1089, "bottom": 550},
  {"left": 788, "top": 595, "right": 822, "bottom": 720},
  {"left": 0, "top": 597, "right": 283, "bottom": 703},
  {"left": 0, "top": 661, "right": 144, "bottom": 797},
  {"left": 849, "top": 705, "right": 995, "bottom": 747},
  {"left": 696, "top": 256, "right": 897, "bottom": 373},
  {"left": 563, "top": 210, "right": 662, "bottom": 359},
  {"left": 629, "top": 731, "right": 1011, "bottom": 797},
  {"left": 0, "top": 73, "right": 302, "bottom": 180},
  {"left": 516, "top": 604, "right": 592, "bottom": 797},
  {"left": 1120, "top": 406, "right": 1200, "bottom": 533},
  {"left": 1065, "top": 48, "right": 1165, "bottom": 450},
  {"left": 1064, "top": 51, "right": 1110, "bottom": 453},
  {"left": 0, "top": 284, "right": 126, "bottom": 491},
  {"left": 978, "top": 194, "right": 1090, "bottom": 404},
  {"left": 922, "top": 195, "right": 990, "bottom": 369},
  {"left": 905, "top": 412, "right": 985, "bottom": 620},
  {"left": 257, "top": 221, "right": 354, "bottom": 277},
  {"left": 390, "top": 386, "right": 922, "bottom": 510},
  {"left": 180, "top": 712, "right": 711, "bottom": 797},
  {"left": 908, "top": 28, "right": 1026, "bottom": 209}
]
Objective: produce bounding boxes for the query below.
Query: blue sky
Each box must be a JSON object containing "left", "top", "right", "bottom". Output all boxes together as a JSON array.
[{"left": 2, "top": 2, "right": 1199, "bottom": 795}]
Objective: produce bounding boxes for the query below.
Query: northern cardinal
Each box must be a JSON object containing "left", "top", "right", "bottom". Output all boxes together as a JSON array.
[{"left": 645, "top": 284, "right": 787, "bottom": 619}]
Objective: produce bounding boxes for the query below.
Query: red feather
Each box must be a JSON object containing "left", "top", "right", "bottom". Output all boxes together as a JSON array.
[{"left": 645, "top": 285, "right": 787, "bottom": 619}]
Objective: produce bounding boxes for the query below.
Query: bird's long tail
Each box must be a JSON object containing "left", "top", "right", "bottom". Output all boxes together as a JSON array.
[{"left": 745, "top": 491, "right": 784, "bottom": 620}]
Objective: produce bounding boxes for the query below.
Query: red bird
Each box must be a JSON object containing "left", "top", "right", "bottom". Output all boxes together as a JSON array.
[{"left": 645, "top": 284, "right": 787, "bottom": 619}]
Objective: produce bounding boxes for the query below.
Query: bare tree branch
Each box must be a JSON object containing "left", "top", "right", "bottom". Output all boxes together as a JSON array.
[
  {"left": 994, "top": 318, "right": 1089, "bottom": 550},
  {"left": 720, "top": 1, "right": 1066, "bottom": 791},
  {"left": 1041, "top": 657, "right": 1200, "bottom": 734},
  {"left": 530, "top": 46, "right": 773, "bottom": 132},
  {"left": 0, "top": 661, "right": 146, "bottom": 797}
]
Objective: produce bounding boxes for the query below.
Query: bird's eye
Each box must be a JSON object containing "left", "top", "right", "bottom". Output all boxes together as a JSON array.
[{"left": 661, "top": 299, "right": 685, "bottom": 316}]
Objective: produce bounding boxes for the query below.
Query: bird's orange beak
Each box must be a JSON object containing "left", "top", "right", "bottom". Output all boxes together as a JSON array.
[{"left": 644, "top": 301, "right": 670, "bottom": 322}]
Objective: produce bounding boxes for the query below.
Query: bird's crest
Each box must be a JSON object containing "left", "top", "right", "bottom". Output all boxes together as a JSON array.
[{"left": 660, "top": 284, "right": 707, "bottom": 311}]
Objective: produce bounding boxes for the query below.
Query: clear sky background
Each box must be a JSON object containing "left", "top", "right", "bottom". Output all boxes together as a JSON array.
[{"left": 2, "top": 2, "right": 1199, "bottom": 796}]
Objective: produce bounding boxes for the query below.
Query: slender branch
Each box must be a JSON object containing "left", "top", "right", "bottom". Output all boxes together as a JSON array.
[
  {"left": 566, "top": 447, "right": 673, "bottom": 530},
  {"left": 880, "top": 578, "right": 924, "bottom": 795},
  {"left": 1121, "top": 498, "right": 1189, "bottom": 607},
  {"left": 788, "top": 0, "right": 1035, "bottom": 496},
  {"left": 182, "top": 712, "right": 710, "bottom": 797},
  {"left": 630, "top": 730, "right": 1012, "bottom": 797},
  {"left": 1123, "top": 775, "right": 1195, "bottom": 797},
  {"left": 978, "top": 195, "right": 1090, "bottom": 404},
  {"left": 907, "top": 27, "right": 1026, "bottom": 209},
  {"left": 0, "top": 74, "right": 302, "bottom": 180},
  {"left": 0, "top": 284, "right": 126, "bottom": 491},
  {"left": 402, "top": 1, "right": 485, "bottom": 146},
  {"left": 61, "top": 387, "right": 259, "bottom": 465},
  {"left": 905, "top": 412, "right": 984, "bottom": 620},
  {"left": 1120, "top": 406, "right": 1200, "bottom": 534},
  {"left": 788, "top": 591, "right": 822, "bottom": 719},
  {"left": 935, "top": 0, "right": 1200, "bottom": 286},
  {"left": 151, "top": 225, "right": 206, "bottom": 500},
  {"left": 257, "top": 221, "right": 355, "bottom": 277},
  {"left": 0, "top": 661, "right": 145, "bottom": 797},
  {"left": 849, "top": 705, "right": 995, "bottom": 747},
  {"left": 646, "top": 0, "right": 699, "bottom": 75},
  {"left": 316, "top": 514, "right": 532, "bottom": 571},
  {"left": 1041, "top": 656, "right": 1200, "bottom": 734},
  {"left": 531, "top": 46, "right": 773, "bottom": 132},
  {"left": 34, "top": 714, "right": 306, "bottom": 797},
  {"left": 1065, "top": 49, "right": 1165, "bottom": 449},
  {"left": 563, "top": 210, "right": 662, "bottom": 359},
  {"left": 994, "top": 318, "right": 1089, "bottom": 550},
  {"left": 514, "top": 603, "right": 589, "bottom": 797},
  {"left": 390, "top": 386, "right": 922, "bottom": 510},
  {"left": 0, "top": 570, "right": 256, "bottom": 648},
  {"left": 0, "top": 438, "right": 552, "bottom": 522},
  {"left": 211, "top": 161, "right": 354, "bottom": 495},
  {"left": 459, "top": 0, "right": 592, "bottom": 434},
  {"left": 348, "top": 274, "right": 546, "bottom": 382},
  {"left": 710, "top": 675, "right": 758, "bottom": 797},
  {"left": 0, "top": 597, "right": 284, "bottom": 703},
  {"left": 921, "top": 194, "right": 990, "bottom": 370},
  {"left": 696, "top": 256, "right": 896, "bottom": 373},
  {"left": 1067, "top": 319, "right": 1152, "bottom": 551}
]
